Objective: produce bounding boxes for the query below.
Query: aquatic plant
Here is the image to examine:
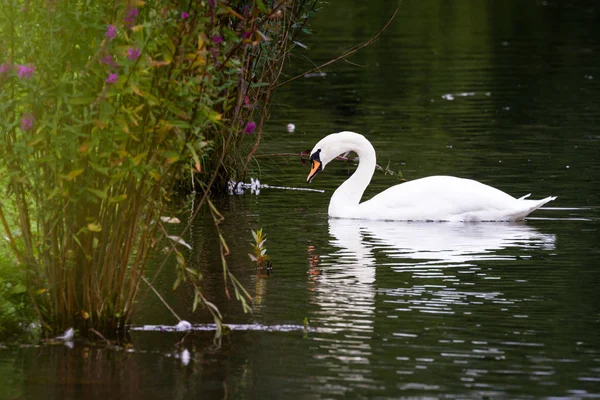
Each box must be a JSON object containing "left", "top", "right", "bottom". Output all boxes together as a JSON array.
[
  {"left": 0, "top": 0, "right": 316, "bottom": 338},
  {"left": 248, "top": 229, "right": 270, "bottom": 270}
]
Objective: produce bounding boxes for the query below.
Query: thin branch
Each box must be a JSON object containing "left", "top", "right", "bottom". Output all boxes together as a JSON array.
[{"left": 275, "top": 1, "right": 401, "bottom": 89}]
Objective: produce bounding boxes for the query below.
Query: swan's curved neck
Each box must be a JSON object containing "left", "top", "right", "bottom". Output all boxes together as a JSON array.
[{"left": 329, "top": 135, "right": 376, "bottom": 214}]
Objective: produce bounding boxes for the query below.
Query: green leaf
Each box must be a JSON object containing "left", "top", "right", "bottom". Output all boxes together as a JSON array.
[
  {"left": 87, "top": 223, "right": 102, "bottom": 232},
  {"left": 256, "top": 0, "right": 268, "bottom": 13},
  {"left": 192, "top": 290, "right": 200, "bottom": 312},
  {"left": 68, "top": 96, "right": 96, "bottom": 105},
  {"left": 173, "top": 275, "right": 182, "bottom": 291},
  {"left": 9, "top": 283, "right": 27, "bottom": 295},
  {"left": 87, "top": 187, "right": 107, "bottom": 200},
  {"left": 186, "top": 143, "right": 202, "bottom": 172},
  {"left": 108, "top": 194, "right": 128, "bottom": 203},
  {"left": 66, "top": 169, "right": 84, "bottom": 181}
]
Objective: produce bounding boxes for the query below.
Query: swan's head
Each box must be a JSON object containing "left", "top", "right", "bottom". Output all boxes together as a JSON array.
[{"left": 307, "top": 131, "right": 361, "bottom": 183}]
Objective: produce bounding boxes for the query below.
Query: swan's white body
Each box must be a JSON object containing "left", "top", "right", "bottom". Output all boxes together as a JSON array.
[{"left": 307, "top": 131, "right": 556, "bottom": 222}]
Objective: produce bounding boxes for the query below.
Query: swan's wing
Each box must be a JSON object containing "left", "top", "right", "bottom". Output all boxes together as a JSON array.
[{"left": 360, "top": 176, "right": 522, "bottom": 221}]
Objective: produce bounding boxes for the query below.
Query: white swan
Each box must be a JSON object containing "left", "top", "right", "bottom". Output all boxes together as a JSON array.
[{"left": 306, "top": 131, "right": 556, "bottom": 221}]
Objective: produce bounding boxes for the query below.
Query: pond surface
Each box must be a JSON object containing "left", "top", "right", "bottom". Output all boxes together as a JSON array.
[{"left": 2, "top": 0, "right": 600, "bottom": 398}]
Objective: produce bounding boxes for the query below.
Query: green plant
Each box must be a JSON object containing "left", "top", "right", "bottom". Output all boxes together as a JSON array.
[
  {"left": 0, "top": 0, "right": 315, "bottom": 338},
  {"left": 248, "top": 228, "right": 269, "bottom": 268},
  {"left": 0, "top": 251, "right": 37, "bottom": 341}
]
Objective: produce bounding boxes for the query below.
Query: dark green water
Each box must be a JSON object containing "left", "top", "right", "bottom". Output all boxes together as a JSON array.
[{"left": 2, "top": 0, "right": 600, "bottom": 398}]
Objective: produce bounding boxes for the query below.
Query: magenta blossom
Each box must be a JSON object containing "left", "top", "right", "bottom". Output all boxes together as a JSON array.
[
  {"left": 212, "top": 36, "right": 223, "bottom": 44},
  {"left": 106, "top": 73, "right": 118, "bottom": 84},
  {"left": 127, "top": 48, "right": 141, "bottom": 60},
  {"left": 99, "top": 54, "right": 117, "bottom": 68},
  {"left": 17, "top": 64, "right": 35, "bottom": 79},
  {"left": 105, "top": 25, "right": 117, "bottom": 40},
  {"left": 244, "top": 121, "right": 256, "bottom": 134},
  {"left": 181, "top": 11, "right": 189, "bottom": 20},
  {"left": 242, "top": 31, "right": 252, "bottom": 40},
  {"left": 21, "top": 113, "right": 34, "bottom": 131},
  {"left": 124, "top": 7, "right": 138, "bottom": 27}
]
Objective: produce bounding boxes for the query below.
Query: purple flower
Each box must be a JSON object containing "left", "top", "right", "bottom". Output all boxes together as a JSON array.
[
  {"left": 124, "top": 7, "right": 138, "bottom": 28},
  {"left": 99, "top": 54, "right": 117, "bottom": 68},
  {"left": 181, "top": 11, "right": 189, "bottom": 20},
  {"left": 212, "top": 36, "right": 223, "bottom": 44},
  {"left": 106, "top": 73, "right": 118, "bottom": 84},
  {"left": 242, "top": 31, "right": 252, "bottom": 40},
  {"left": 105, "top": 25, "right": 117, "bottom": 40},
  {"left": 17, "top": 64, "right": 35, "bottom": 79},
  {"left": 244, "top": 121, "right": 256, "bottom": 134},
  {"left": 21, "top": 113, "right": 34, "bottom": 131},
  {"left": 127, "top": 48, "right": 141, "bottom": 60}
]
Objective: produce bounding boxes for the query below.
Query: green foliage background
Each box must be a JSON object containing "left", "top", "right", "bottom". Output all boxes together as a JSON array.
[{"left": 0, "top": 0, "right": 312, "bottom": 338}]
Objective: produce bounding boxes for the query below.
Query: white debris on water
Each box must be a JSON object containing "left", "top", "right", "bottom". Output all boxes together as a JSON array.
[
  {"left": 228, "top": 179, "right": 325, "bottom": 196},
  {"left": 287, "top": 123, "right": 295, "bottom": 133},
  {"left": 442, "top": 92, "right": 477, "bottom": 101},
  {"left": 175, "top": 320, "right": 192, "bottom": 331},
  {"left": 304, "top": 72, "right": 327, "bottom": 78},
  {"left": 132, "top": 323, "right": 329, "bottom": 333}
]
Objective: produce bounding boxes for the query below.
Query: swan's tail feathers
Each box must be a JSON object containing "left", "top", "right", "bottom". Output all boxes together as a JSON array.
[
  {"left": 518, "top": 193, "right": 531, "bottom": 200},
  {"left": 524, "top": 195, "right": 557, "bottom": 209},
  {"left": 515, "top": 195, "right": 557, "bottom": 220},
  {"left": 534, "top": 196, "right": 557, "bottom": 208}
]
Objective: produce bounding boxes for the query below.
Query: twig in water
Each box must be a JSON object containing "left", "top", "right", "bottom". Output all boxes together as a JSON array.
[{"left": 142, "top": 275, "right": 182, "bottom": 323}]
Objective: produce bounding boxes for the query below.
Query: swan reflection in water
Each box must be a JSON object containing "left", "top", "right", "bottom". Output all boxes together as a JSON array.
[
  {"left": 330, "top": 219, "right": 557, "bottom": 266},
  {"left": 310, "top": 220, "right": 556, "bottom": 330},
  {"left": 307, "top": 219, "right": 556, "bottom": 386}
]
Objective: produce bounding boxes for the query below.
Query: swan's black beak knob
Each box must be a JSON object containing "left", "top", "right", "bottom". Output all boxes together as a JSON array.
[{"left": 307, "top": 150, "right": 322, "bottom": 183}]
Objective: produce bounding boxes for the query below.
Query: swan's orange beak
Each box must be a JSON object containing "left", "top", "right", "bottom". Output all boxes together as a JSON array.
[{"left": 307, "top": 160, "right": 321, "bottom": 183}]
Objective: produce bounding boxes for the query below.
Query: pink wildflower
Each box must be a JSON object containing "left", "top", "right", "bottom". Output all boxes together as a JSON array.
[
  {"left": 124, "top": 7, "right": 138, "bottom": 28},
  {"left": 17, "top": 64, "right": 35, "bottom": 79},
  {"left": 99, "top": 54, "right": 117, "bottom": 68},
  {"left": 127, "top": 48, "right": 141, "bottom": 60},
  {"left": 181, "top": 11, "right": 189, "bottom": 20},
  {"left": 105, "top": 25, "right": 117, "bottom": 40},
  {"left": 106, "top": 73, "right": 118, "bottom": 84},
  {"left": 244, "top": 121, "right": 256, "bottom": 134},
  {"left": 242, "top": 31, "right": 252, "bottom": 40},
  {"left": 212, "top": 36, "right": 223, "bottom": 44},
  {"left": 244, "top": 95, "right": 250, "bottom": 106},
  {"left": 21, "top": 113, "right": 34, "bottom": 131}
]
